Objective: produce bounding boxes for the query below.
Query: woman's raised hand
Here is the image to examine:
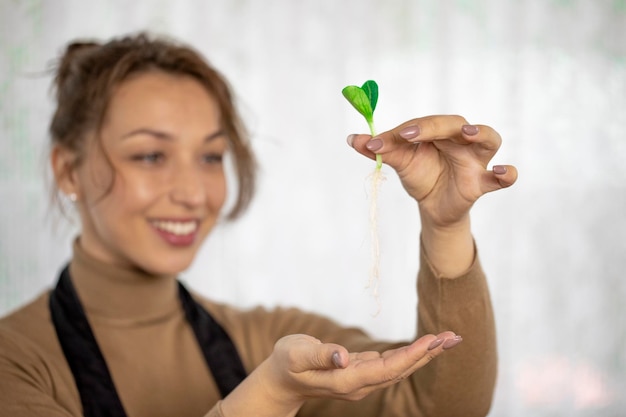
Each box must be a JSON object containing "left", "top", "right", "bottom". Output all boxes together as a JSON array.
[{"left": 348, "top": 115, "right": 518, "bottom": 228}]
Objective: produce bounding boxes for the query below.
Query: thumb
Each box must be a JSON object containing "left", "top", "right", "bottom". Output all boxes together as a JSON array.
[
  {"left": 276, "top": 335, "right": 349, "bottom": 373},
  {"left": 305, "top": 342, "right": 350, "bottom": 371}
]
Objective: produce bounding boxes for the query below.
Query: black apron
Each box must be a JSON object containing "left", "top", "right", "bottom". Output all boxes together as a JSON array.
[{"left": 49, "top": 265, "right": 246, "bottom": 417}]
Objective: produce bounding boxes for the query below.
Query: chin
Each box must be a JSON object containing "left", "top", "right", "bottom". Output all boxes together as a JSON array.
[
  {"left": 139, "top": 257, "right": 194, "bottom": 276},
  {"left": 158, "top": 262, "right": 192, "bottom": 276}
]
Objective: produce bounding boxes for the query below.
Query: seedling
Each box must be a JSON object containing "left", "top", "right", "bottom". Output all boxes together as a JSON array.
[
  {"left": 341, "top": 80, "right": 382, "bottom": 169},
  {"left": 342, "top": 80, "right": 385, "bottom": 310}
]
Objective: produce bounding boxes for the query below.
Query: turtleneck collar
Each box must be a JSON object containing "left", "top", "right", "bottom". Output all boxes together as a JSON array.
[{"left": 68, "top": 238, "right": 180, "bottom": 325}]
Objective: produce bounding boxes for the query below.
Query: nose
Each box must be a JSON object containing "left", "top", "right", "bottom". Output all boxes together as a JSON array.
[{"left": 169, "top": 164, "right": 207, "bottom": 208}]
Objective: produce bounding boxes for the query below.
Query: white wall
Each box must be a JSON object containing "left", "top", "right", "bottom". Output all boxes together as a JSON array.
[{"left": 1, "top": 0, "right": 625, "bottom": 415}]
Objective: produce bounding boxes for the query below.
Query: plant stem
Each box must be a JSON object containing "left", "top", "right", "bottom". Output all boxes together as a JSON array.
[
  {"left": 367, "top": 119, "right": 382, "bottom": 170},
  {"left": 365, "top": 116, "right": 384, "bottom": 314}
]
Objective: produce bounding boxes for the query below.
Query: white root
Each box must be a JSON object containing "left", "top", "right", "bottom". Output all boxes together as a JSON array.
[{"left": 366, "top": 167, "right": 386, "bottom": 316}]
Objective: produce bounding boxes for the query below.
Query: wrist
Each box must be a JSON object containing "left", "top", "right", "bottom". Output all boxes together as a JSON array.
[
  {"left": 261, "top": 358, "right": 306, "bottom": 411},
  {"left": 420, "top": 213, "right": 474, "bottom": 278},
  {"left": 221, "top": 360, "right": 303, "bottom": 417}
]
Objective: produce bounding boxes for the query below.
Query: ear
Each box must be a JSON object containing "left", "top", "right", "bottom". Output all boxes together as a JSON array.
[{"left": 51, "top": 145, "right": 81, "bottom": 200}]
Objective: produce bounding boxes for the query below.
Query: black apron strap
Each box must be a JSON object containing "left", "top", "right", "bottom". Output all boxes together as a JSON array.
[
  {"left": 178, "top": 282, "right": 247, "bottom": 397},
  {"left": 49, "top": 266, "right": 126, "bottom": 417},
  {"left": 49, "top": 265, "right": 246, "bottom": 416}
]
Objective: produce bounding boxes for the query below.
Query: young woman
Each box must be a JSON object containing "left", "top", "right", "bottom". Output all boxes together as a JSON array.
[{"left": 0, "top": 33, "right": 517, "bottom": 417}]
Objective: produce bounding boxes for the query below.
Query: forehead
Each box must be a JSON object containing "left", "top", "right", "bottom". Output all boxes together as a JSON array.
[{"left": 104, "top": 71, "right": 221, "bottom": 129}]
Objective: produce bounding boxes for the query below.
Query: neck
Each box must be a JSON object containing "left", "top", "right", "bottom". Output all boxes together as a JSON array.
[{"left": 68, "top": 238, "right": 179, "bottom": 323}]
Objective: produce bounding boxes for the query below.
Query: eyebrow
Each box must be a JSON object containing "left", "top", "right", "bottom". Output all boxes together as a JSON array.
[{"left": 121, "top": 128, "right": 226, "bottom": 142}]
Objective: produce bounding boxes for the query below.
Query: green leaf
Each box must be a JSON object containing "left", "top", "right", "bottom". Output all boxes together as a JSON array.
[
  {"left": 342, "top": 85, "right": 373, "bottom": 122},
  {"left": 361, "top": 80, "right": 378, "bottom": 113},
  {"left": 342, "top": 80, "right": 381, "bottom": 168}
]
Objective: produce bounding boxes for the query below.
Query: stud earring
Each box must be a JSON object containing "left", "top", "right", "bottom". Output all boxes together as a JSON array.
[{"left": 68, "top": 193, "right": 77, "bottom": 202}]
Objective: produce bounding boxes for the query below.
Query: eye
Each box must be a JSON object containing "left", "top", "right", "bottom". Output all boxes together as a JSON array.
[
  {"left": 131, "top": 152, "right": 165, "bottom": 164},
  {"left": 202, "top": 153, "right": 224, "bottom": 165}
]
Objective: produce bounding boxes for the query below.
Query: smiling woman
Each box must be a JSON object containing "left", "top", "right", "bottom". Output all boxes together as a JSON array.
[
  {"left": 48, "top": 37, "right": 255, "bottom": 222},
  {"left": 52, "top": 71, "right": 229, "bottom": 275},
  {"left": 0, "top": 32, "right": 517, "bottom": 417}
]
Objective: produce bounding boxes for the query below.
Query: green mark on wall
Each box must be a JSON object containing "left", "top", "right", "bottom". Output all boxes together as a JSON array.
[
  {"left": 551, "top": 0, "right": 576, "bottom": 7},
  {"left": 0, "top": 0, "right": 43, "bottom": 181},
  {"left": 20, "top": 0, "right": 45, "bottom": 35},
  {"left": 455, "top": 0, "right": 484, "bottom": 16}
]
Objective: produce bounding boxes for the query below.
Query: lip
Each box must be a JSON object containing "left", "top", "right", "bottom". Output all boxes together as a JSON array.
[{"left": 150, "top": 218, "right": 200, "bottom": 247}]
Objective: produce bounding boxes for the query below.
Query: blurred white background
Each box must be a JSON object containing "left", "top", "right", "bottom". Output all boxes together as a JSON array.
[{"left": 1, "top": 0, "right": 625, "bottom": 415}]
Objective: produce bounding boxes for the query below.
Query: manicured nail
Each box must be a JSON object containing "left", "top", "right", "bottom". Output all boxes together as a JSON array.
[
  {"left": 332, "top": 351, "right": 342, "bottom": 368},
  {"left": 462, "top": 124, "right": 479, "bottom": 136},
  {"left": 346, "top": 134, "right": 357, "bottom": 147},
  {"left": 427, "top": 338, "right": 444, "bottom": 351},
  {"left": 366, "top": 138, "right": 383, "bottom": 152},
  {"left": 399, "top": 125, "right": 421, "bottom": 140},
  {"left": 493, "top": 165, "right": 507, "bottom": 175},
  {"left": 442, "top": 335, "right": 463, "bottom": 350}
]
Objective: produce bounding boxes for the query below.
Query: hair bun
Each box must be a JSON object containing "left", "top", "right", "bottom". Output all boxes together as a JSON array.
[{"left": 54, "top": 41, "right": 100, "bottom": 96}]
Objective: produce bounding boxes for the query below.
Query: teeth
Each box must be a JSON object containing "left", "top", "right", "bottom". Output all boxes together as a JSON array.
[{"left": 152, "top": 220, "right": 197, "bottom": 236}]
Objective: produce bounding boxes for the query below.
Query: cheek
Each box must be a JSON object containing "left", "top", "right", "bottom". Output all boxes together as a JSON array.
[
  {"left": 85, "top": 170, "right": 164, "bottom": 216},
  {"left": 113, "top": 173, "right": 168, "bottom": 210},
  {"left": 126, "top": 173, "right": 163, "bottom": 197},
  {"left": 76, "top": 159, "right": 115, "bottom": 203},
  {"left": 211, "top": 173, "right": 228, "bottom": 208}
]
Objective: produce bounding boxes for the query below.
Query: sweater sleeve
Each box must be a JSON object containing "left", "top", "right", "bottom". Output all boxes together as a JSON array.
[
  {"left": 0, "top": 328, "right": 79, "bottom": 417},
  {"left": 201, "top": 240, "right": 497, "bottom": 417},
  {"left": 294, "top": 241, "right": 497, "bottom": 417}
]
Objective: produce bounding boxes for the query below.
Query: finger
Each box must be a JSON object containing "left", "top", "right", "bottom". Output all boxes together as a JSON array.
[
  {"left": 347, "top": 131, "right": 426, "bottom": 172},
  {"left": 481, "top": 164, "right": 518, "bottom": 194},
  {"left": 346, "top": 115, "right": 500, "bottom": 170},
  {"left": 347, "top": 133, "right": 377, "bottom": 163},
  {"left": 356, "top": 332, "right": 460, "bottom": 387},
  {"left": 352, "top": 351, "right": 383, "bottom": 361},
  {"left": 396, "top": 331, "right": 459, "bottom": 362},
  {"left": 493, "top": 164, "right": 518, "bottom": 188},
  {"left": 460, "top": 124, "right": 502, "bottom": 155},
  {"left": 389, "top": 115, "right": 471, "bottom": 144},
  {"left": 384, "top": 332, "right": 462, "bottom": 382},
  {"left": 351, "top": 117, "right": 502, "bottom": 155}
]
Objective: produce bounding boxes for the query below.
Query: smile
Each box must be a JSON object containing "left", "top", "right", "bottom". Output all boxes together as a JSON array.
[{"left": 151, "top": 220, "right": 199, "bottom": 236}]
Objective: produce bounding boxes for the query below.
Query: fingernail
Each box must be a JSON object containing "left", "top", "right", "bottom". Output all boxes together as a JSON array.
[
  {"left": 442, "top": 335, "right": 463, "bottom": 350},
  {"left": 399, "top": 125, "right": 420, "bottom": 140},
  {"left": 427, "top": 338, "right": 444, "bottom": 351},
  {"left": 366, "top": 138, "right": 383, "bottom": 152},
  {"left": 462, "top": 124, "right": 479, "bottom": 136},
  {"left": 332, "top": 351, "right": 342, "bottom": 368},
  {"left": 346, "top": 134, "right": 357, "bottom": 147},
  {"left": 493, "top": 165, "right": 507, "bottom": 175}
]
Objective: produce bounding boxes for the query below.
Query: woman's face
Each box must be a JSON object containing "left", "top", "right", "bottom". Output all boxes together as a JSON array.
[{"left": 72, "top": 71, "right": 227, "bottom": 275}]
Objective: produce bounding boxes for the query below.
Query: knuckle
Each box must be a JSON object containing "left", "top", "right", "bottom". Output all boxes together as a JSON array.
[
  {"left": 423, "top": 117, "right": 441, "bottom": 132},
  {"left": 424, "top": 114, "right": 468, "bottom": 133},
  {"left": 285, "top": 350, "right": 300, "bottom": 369},
  {"left": 449, "top": 114, "right": 469, "bottom": 125},
  {"left": 446, "top": 114, "right": 468, "bottom": 126}
]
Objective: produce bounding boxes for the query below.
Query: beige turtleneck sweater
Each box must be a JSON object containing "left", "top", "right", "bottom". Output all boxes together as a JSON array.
[{"left": 0, "top": 240, "right": 496, "bottom": 417}]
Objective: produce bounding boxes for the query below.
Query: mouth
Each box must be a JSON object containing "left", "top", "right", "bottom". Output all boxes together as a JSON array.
[{"left": 150, "top": 219, "right": 200, "bottom": 247}]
